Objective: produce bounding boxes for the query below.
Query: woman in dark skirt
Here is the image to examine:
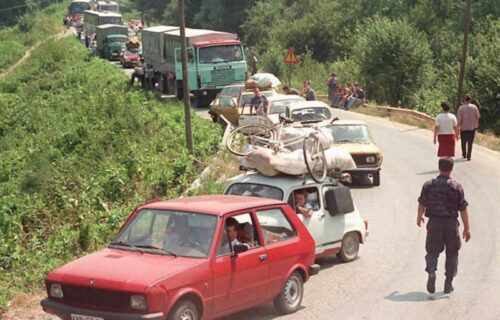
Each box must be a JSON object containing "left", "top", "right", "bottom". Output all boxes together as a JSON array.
[{"left": 434, "top": 101, "right": 459, "bottom": 157}]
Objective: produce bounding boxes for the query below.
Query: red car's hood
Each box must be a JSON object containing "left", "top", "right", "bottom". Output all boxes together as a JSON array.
[{"left": 47, "top": 248, "right": 206, "bottom": 291}]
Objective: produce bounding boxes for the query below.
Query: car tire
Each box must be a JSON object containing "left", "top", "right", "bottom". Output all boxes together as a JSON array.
[
  {"left": 337, "top": 232, "right": 360, "bottom": 262},
  {"left": 211, "top": 113, "right": 218, "bottom": 123},
  {"left": 273, "top": 271, "right": 303, "bottom": 315},
  {"left": 168, "top": 300, "right": 199, "bottom": 320},
  {"left": 372, "top": 171, "right": 380, "bottom": 186}
]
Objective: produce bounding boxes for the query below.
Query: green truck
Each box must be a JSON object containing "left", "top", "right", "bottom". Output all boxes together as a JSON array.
[
  {"left": 95, "top": 24, "right": 128, "bottom": 60},
  {"left": 142, "top": 26, "right": 247, "bottom": 107}
]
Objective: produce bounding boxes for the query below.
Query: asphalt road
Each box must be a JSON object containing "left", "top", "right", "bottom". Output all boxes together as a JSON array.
[{"left": 218, "top": 108, "right": 500, "bottom": 320}]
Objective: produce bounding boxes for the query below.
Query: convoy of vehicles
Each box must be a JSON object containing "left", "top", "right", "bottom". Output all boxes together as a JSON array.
[
  {"left": 83, "top": 10, "right": 122, "bottom": 47},
  {"left": 143, "top": 26, "right": 247, "bottom": 106},
  {"left": 41, "top": 195, "right": 318, "bottom": 320},
  {"left": 226, "top": 173, "right": 368, "bottom": 259},
  {"left": 95, "top": 24, "right": 128, "bottom": 60},
  {"left": 326, "top": 119, "right": 383, "bottom": 186}
]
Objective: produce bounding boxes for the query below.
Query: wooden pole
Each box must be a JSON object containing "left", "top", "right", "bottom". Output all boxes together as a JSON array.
[
  {"left": 456, "top": 0, "right": 473, "bottom": 109},
  {"left": 179, "top": 0, "right": 193, "bottom": 153}
]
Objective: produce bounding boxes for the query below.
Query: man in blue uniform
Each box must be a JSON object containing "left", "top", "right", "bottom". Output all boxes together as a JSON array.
[{"left": 417, "top": 157, "right": 471, "bottom": 294}]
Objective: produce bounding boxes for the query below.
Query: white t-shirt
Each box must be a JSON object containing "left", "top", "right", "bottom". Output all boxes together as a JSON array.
[{"left": 435, "top": 113, "right": 457, "bottom": 135}]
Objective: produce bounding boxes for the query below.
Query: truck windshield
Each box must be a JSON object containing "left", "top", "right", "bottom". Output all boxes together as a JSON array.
[
  {"left": 199, "top": 45, "right": 244, "bottom": 64},
  {"left": 69, "top": 2, "right": 90, "bottom": 14},
  {"left": 108, "top": 36, "right": 127, "bottom": 44},
  {"left": 226, "top": 183, "right": 283, "bottom": 200},
  {"left": 113, "top": 209, "right": 217, "bottom": 258}
]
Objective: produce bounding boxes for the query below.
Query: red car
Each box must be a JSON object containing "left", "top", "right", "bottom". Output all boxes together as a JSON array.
[
  {"left": 41, "top": 195, "right": 318, "bottom": 320},
  {"left": 120, "top": 50, "right": 140, "bottom": 68}
]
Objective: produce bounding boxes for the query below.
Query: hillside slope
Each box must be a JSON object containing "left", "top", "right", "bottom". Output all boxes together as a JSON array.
[{"left": 0, "top": 36, "right": 221, "bottom": 310}]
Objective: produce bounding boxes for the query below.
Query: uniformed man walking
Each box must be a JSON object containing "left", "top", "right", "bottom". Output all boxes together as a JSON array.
[{"left": 417, "top": 157, "right": 471, "bottom": 294}]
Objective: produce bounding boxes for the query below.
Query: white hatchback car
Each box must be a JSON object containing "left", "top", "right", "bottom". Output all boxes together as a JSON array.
[{"left": 225, "top": 172, "right": 368, "bottom": 261}]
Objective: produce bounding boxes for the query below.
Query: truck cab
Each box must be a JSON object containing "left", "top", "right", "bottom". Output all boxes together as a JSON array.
[{"left": 225, "top": 173, "right": 368, "bottom": 261}]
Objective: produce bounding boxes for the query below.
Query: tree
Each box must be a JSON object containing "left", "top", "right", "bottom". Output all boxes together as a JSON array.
[{"left": 353, "top": 17, "right": 434, "bottom": 107}]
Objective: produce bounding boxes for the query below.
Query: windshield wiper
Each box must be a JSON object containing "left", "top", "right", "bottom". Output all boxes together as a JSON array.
[
  {"left": 334, "top": 139, "right": 356, "bottom": 143},
  {"left": 109, "top": 241, "right": 144, "bottom": 254},
  {"left": 135, "top": 245, "right": 177, "bottom": 257}
]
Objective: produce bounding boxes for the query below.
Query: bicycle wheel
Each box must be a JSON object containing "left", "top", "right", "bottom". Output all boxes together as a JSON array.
[
  {"left": 226, "top": 124, "right": 276, "bottom": 156},
  {"left": 303, "top": 135, "right": 327, "bottom": 183}
]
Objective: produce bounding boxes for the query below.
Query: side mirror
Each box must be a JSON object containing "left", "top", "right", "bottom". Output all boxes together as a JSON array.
[
  {"left": 233, "top": 244, "right": 248, "bottom": 255},
  {"left": 324, "top": 186, "right": 354, "bottom": 216}
]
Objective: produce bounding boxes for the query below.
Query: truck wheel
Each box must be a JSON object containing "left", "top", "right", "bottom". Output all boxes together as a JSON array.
[
  {"left": 337, "top": 232, "right": 360, "bottom": 262},
  {"left": 372, "top": 171, "right": 380, "bottom": 186},
  {"left": 168, "top": 300, "right": 199, "bottom": 320},
  {"left": 273, "top": 271, "right": 303, "bottom": 315}
]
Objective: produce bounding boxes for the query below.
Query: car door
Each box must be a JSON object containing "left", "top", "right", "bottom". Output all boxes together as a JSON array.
[
  {"left": 288, "top": 186, "right": 342, "bottom": 254},
  {"left": 254, "top": 206, "right": 301, "bottom": 291},
  {"left": 211, "top": 212, "right": 270, "bottom": 315}
]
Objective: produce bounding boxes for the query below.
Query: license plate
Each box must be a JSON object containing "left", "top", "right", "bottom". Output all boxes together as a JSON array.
[{"left": 71, "top": 314, "right": 103, "bottom": 320}]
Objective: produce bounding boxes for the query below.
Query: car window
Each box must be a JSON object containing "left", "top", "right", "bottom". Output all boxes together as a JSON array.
[
  {"left": 329, "top": 124, "right": 372, "bottom": 143},
  {"left": 256, "top": 208, "right": 296, "bottom": 245},
  {"left": 287, "top": 187, "right": 321, "bottom": 213},
  {"left": 217, "top": 213, "right": 260, "bottom": 256},
  {"left": 114, "top": 209, "right": 217, "bottom": 258},
  {"left": 291, "top": 107, "right": 331, "bottom": 122},
  {"left": 226, "top": 183, "right": 283, "bottom": 200}
]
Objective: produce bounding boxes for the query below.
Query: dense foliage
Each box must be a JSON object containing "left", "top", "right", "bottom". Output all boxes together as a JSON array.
[
  {"left": 126, "top": 0, "right": 499, "bottom": 134},
  {"left": 0, "top": 0, "right": 67, "bottom": 71},
  {"left": 0, "top": 0, "right": 64, "bottom": 27},
  {"left": 0, "top": 37, "right": 221, "bottom": 309}
]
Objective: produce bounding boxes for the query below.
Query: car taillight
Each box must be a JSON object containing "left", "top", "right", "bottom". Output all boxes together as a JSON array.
[{"left": 363, "top": 219, "right": 368, "bottom": 230}]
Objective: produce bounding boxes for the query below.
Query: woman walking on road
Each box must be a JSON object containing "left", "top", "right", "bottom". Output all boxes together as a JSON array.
[{"left": 434, "top": 101, "right": 459, "bottom": 157}]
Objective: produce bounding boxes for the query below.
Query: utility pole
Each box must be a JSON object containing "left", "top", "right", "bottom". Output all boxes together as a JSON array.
[
  {"left": 456, "top": 0, "right": 473, "bottom": 109},
  {"left": 179, "top": 0, "right": 193, "bottom": 154}
]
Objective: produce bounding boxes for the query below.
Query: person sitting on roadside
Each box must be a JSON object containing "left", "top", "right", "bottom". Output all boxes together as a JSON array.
[
  {"left": 338, "top": 83, "right": 352, "bottom": 109},
  {"left": 283, "top": 86, "right": 300, "bottom": 95},
  {"left": 293, "top": 190, "right": 313, "bottom": 217},
  {"left": 346, "top": 83, "right": 366, "bottom": 109}
]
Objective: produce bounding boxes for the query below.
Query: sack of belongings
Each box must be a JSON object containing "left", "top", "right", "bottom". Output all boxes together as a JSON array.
[
  {"left": 240, "top": 145, "right": 356, "bottom": 177},
  {"left": 248, "top": 73, "right": 281, "bottom": 89},
  {"left": 274, "top": 127, "right": 334, "bottom": 152}
]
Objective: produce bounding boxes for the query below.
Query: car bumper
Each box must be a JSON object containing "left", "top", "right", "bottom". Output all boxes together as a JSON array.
[
  {"left": 309, "top": 264, "right": 320, "bottom": 276},
  {"left": 346, "top": 167, "right": 381, "bottom": 175},
  {"left": 41, "top": 298, "right": 164, "bottom": 320}
]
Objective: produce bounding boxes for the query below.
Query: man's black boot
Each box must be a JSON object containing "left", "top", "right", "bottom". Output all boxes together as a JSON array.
[
  {"left": 444, "top": 277, "right": 454, "bottom": 294},
  {"left": 427, "top": 272, "right": 436, "bottom": 294}
]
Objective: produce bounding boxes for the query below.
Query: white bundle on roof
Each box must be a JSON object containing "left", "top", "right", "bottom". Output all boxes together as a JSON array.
[{"left": 248, "top": 73, "right": 282, "bottom": 88}]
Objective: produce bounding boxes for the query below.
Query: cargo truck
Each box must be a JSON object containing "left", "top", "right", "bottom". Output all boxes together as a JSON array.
[
  {"left": 96, "top": 0, "right": 119, "bottom": 13},
  {"left": 95, "top": 24, "right": 128, "bottom": 60},
  {"left": 83, "top": 10, "right": 122, "bottom": 47},
  {"left": 142, "top": 26, "right": 247, "bottom": 107}
]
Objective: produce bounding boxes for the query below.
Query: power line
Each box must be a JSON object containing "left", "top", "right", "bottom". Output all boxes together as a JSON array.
[{"left": 0, "top": 0, "right": 61, "bottom": 13}]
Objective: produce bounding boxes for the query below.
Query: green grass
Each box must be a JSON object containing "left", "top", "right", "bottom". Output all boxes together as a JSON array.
[
  {"left": 0, "top": 36, "right": 221, "bottom": 312},
  {"left": 0, "top": 1, "right": 68, "bottom": 72}
]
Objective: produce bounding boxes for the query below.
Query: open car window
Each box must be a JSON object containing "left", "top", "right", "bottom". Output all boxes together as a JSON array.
[
  {"left": 217, "top": 213, "right": 261, "bottom": 256},
  {"left": 255, "top": 208, "right": 296, "bottom": 245}
]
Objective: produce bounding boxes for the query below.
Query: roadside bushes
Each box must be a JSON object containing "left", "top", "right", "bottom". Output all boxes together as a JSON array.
[{"left": 0, "top": 36, "right": 221, "bottom": 310}]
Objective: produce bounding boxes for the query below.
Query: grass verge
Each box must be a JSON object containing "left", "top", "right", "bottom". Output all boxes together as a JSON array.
[{"left": 0, "top": 36, "right": 221, "bottom": 312}]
